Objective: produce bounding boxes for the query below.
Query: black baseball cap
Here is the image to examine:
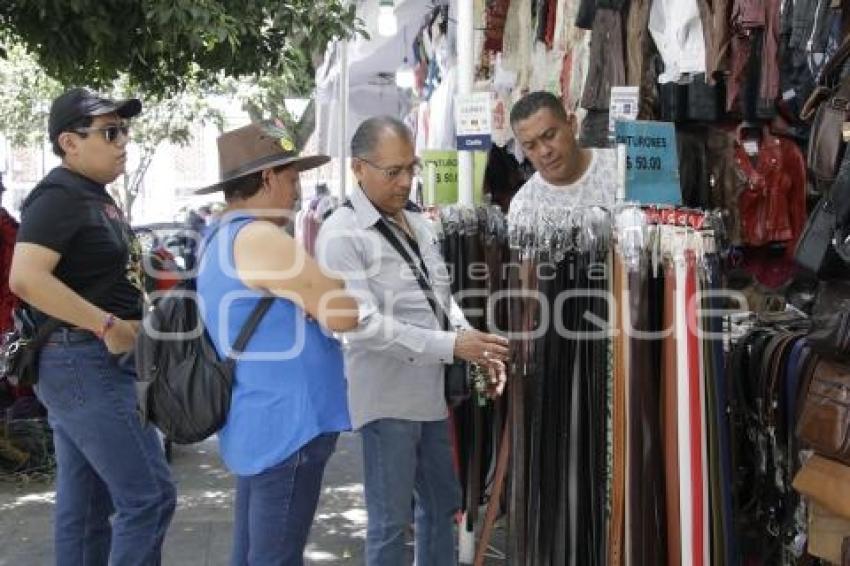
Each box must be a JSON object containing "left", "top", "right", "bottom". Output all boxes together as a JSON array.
[{"left": 48, "top": 88, "right": 142, "bottom": 141}]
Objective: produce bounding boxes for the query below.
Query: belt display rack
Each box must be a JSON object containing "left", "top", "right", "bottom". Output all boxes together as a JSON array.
[
  {"left": 432, "top": 204, "right": 510, "bottom": 547},
  {"left": 431, "top": 202, "right": 816, "bottom": 565}
]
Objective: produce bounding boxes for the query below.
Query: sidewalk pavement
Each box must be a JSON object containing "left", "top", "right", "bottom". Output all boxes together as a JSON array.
[
  {"left": 0, "top": 432, "right": 369, "bottom": 565},
  {"left": 0, "top": 432, "right": 505, "bottom": 565}
]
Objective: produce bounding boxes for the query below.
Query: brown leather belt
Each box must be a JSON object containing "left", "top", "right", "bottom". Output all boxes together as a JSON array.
[
  {"left": 662, "top": 261, "right": 681, "bottom": 566},
  {"left": 609, "top": 252, "right": 627, "bottom": 566}
]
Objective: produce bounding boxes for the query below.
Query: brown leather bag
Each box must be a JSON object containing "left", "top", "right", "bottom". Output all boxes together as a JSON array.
[
  {"left": 807, "top": 502, "right": 850, "bottom": 564},
  {"left": 796, "top": 358, "right": 850, "bottom": 465},
  {"left": 802, "top": 36, "right": 850, "bottom": 184},
  {"left": 792, "top": 454, "right": 850, "bottom": 519}
]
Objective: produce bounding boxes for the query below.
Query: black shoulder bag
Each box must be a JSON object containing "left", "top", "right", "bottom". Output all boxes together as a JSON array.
[{"left": 0, "top": 272, "right": 122, "bottom": 387}]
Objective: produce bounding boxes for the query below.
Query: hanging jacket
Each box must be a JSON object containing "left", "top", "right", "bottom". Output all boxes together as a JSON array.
[
  {"left": 581, "top": 8, "right": 626, "bottom": 110},
  {"left": 733, "top": 131, "right": 807, "bottom": 249},
  {"left": 649, "top": 0, "right": 708, "bottom": 83},
  {"left": 727, "top": 0, "right": 781, "bottom": 118},
  {"left": 576, "top": 0, "right": 629, "bottom": 29},
  {"left": 695, "top": 0, "right": 733, "bottom": 82}
]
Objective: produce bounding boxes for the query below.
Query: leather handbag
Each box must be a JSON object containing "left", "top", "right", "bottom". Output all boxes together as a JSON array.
[
  {"left": 801, "top": 35, "right": 850, "bottom": 184},
  {"left": 808, "top": 309, "right": 850, "bottom": 362},
  {"left": 796, "top": 358, "right": 850, "bottom": 465},
  {"left": 795, "top": 196, "right": 840, "bottom": 276},
  {"left": 0, "top": 306, "right": 60, "bottom": 387},
  {"left": 804, "top": 79, "right": 850, "bottom": 183},
  {"left": 807, "top": 502, "right": 850, "bottom": 564},
  {"left": 792, "top": 454, "right": 850, "bottom": 520}
]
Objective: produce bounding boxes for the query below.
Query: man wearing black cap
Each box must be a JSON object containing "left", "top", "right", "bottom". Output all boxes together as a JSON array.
[{"left": 9, "top": 88, "right": 176, "bottom": 566}]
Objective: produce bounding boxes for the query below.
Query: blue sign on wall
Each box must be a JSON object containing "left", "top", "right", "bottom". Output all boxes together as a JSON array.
[{"left": 614, "top": 120, "right": 682, "bottom": 206}]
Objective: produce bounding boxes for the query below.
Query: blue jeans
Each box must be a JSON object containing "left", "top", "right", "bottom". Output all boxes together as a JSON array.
[
  {"left": 360, "top": 418, "right": 461, "bottom": 566},
  {"left": 36, "top": 330, "right": 176, "bottom": 566},
  {"left": 231, "top": 432, "right": 339, "bottom": 566}
]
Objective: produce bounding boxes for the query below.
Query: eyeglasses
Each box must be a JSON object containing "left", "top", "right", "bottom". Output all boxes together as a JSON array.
[
  {"left": 359, "top": 157, "right": 422, "bottom": 180},
  {"left": 72, "top": 123, "right": 130, "bottom": 144}
]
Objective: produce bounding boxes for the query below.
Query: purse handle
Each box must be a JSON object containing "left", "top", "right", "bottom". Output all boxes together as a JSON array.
[{"left": 821, "top": 34, "right": 850, "bottom": 89}]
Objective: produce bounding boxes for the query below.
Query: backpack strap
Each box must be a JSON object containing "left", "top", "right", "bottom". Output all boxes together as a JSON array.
[
  {"left": 202, "top": 216, "right": 275, "bottom": 360},
  {"left": 226, "top": 296, "right": 275, "bottom": 360}
]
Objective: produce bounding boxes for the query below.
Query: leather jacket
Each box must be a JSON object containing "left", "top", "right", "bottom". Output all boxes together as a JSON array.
[{"left": 733, "top": 131, "right": 807, "bottom": 248}]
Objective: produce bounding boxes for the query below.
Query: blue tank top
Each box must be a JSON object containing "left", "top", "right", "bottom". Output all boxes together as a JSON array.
[{"left": 197, "top": 217, "right": 350, "bottom": 476}]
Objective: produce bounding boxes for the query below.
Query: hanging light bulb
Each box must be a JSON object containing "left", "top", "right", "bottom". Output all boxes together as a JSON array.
[
  {"left": 377, "top": 0, "right": 397, "bottom": 37},
  {"left": 396, "top": 60, "right": 415, "bottom": 89}
]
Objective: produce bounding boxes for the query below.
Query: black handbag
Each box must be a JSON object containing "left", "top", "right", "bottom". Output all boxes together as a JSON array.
[
  {"left": 808, "top": 310, "right": 850, "bottom": 362},
  {"left": 795, "top": 196, "right": 841, "bottom": 276},
  {"left": 0, "top": 306, "right": 57, "bottom": 387},
  {"left": 807, "top": 280, "right": 850, "bottom": 363},
  {"left": 0, "top": 272, "right": 121, "bottom": 387}
]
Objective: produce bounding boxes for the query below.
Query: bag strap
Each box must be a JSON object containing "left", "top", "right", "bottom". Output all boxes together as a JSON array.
[
  {"left": 227, "top": 296, "right": 275, "bottom": 358},
  {"left": 343, "top": 199, "right": 450, "bottom": 331},
  {"left": 201, "top": 217, "right": 275, "bottom": 359},
  {"left": 821, "top": 34, "right": 850, "bottom": 88}
]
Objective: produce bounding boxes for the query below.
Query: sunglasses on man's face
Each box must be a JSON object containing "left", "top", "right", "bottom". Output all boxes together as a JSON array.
[{"left": 72, "top": 123, "right": 130, "bottom": 144}]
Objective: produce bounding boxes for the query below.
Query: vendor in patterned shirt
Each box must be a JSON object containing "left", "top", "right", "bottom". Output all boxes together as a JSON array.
[{"left": 508, "top": 91, "right": 618, "bottom": 218}]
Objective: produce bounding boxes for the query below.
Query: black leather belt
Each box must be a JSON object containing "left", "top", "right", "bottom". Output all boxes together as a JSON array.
[{"left": 45, "top": 327, "right": 98, "bottom": 345}]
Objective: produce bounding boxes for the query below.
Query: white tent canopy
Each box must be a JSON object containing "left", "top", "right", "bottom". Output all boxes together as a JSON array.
[{"left": 315, "top": 0, "right": 446, "bottom": 157}]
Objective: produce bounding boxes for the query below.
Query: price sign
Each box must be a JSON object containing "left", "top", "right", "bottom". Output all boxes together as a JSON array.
[
  {"left": 455, "top": 92, "right": 492, "bottom": 151},
  {"left": 421, "top": 150, "right": 487, "bottom": 205},
  {"left": 614, "top": 120, "right": 681, "bottom": 205},
  {"left": 608, "top": 86, "right": 639, "bottom": 138}
]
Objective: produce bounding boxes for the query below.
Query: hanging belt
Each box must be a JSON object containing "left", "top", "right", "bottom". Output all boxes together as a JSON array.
[
  {"left": 610, "top": 251, "right": 628, "bottom": 566},
  {"left": 626, "top": 253, "right": 665, "bottom": 565},
  {"left": 705, "top": 253, "right": 739, "bottom": 566},
  {"left": 674, "top": 252, "right": 693, "bottom": 566},
  {"left": 662, "top": 260, "right": 682, "bottom": 566},
  {"left": 686, "top": 251, "right": 706, "bottom": 566}
]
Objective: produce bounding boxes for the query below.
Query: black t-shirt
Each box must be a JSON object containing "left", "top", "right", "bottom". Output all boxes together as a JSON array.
[{"left": 17, "top": 167, "right": 144, "bottom": 320}]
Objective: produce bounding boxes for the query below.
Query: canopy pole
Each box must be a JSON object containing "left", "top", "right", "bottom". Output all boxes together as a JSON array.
[
  {"left": 457, "top": 0, "right": 476, "bottom": 561},
  {"left": 456, "top": 0, "right": 474, "bottom": 207},
  {"left": 338, "top": 39, "right": 349, "bottom": 198}
]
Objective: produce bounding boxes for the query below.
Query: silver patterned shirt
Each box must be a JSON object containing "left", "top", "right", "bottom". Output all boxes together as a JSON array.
[{"left": 508, "top": 148, "right": 618, "bottom": 221}]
